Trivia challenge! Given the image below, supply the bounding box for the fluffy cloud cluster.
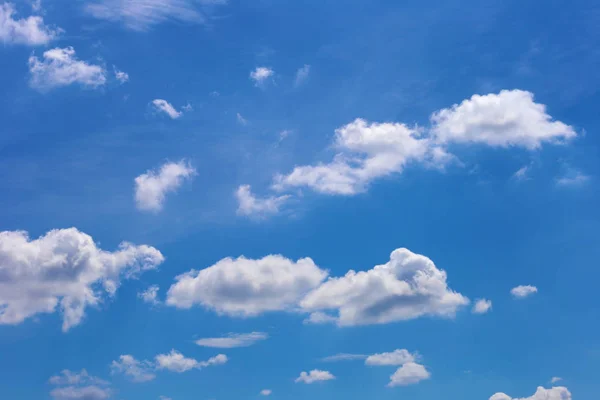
[49,369,111,400]
[166,248,468,327]
[295,370,335,384]
[28,47,107,91]
[134,160,196,212]
[511,285,538,299]
[195,332,268,348]
[138,285,160,305]
[85,0,225,31]
[235,185,290,218]
[166,254,328,315]
[111,351,227,382]
[388,362,430,387]
[472,298,493,314]
[489,386,571,400]
[250,66,274,86]
[0,2,59,45]
[272,90,576,196]
[152,99,183,119]
[0,228,164,331]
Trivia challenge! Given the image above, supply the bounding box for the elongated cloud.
[195,332,268,348]
[152,99,183,119]
[134,160,195,212]
[511,285,538,299]
[295,370,335,384]
[0,228,164,331]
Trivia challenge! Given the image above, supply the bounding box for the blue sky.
[0,0,599,399]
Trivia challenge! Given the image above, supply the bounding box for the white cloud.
[236,112,248,125]
[235,185,290,218]
[295,370,335,384]
[300,248,469,326]
[472,298,492,314]
[260,389,272,396]
[195,332,268,348]
[273,118,452,195]
[511,285,538,299]
[134,160,196,212]
[28,47,107,91]
[294,64,310,86]
[273,90,574,196]
[303,311,338,325]
[114,67,129,84]
[155,350,201,373]
[152,99,183,119]
[250,66,274,86]
[388,362,430,387]
[513,165,531,181]
[49,370,108,386]
[0,2,59,45]
[50,386,111,400]
[321,353,368,362]
[551,377,562,383]
[556,168,590,187]
[182,103,193,112]
[111,355,156,382]
[84,0,225,31]
[0,228,164,331]
[431,90,576,149]
[365,349,416,366]
[138,285,160,305]
[166,254,328,316]
[31,0,42,12]
[489,386,571,400]
[159,396,172,400]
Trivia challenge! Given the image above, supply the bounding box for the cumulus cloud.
[489,386,571,400]
[134,160,196,212]
[28,47,107,91]
[511,285,538,299]
[431,90,576,149]
[155,350,202,373]
[235,185,290,218]
[84,0,225,31]
[388,362,430,387]
[166,254,328,315]
[273,118,453,195]
[49,369,111,400]
[260,389,272,396]
[195,332,268,348]
[152,99,183,119]
[295,370,335,384]
[0,228,164,331]
[365,349,416,366]
[294,64,310,86]
[250,67,274,86]
[300,248,469,326]
[273,90,575,196]
[0,2,59,45]
[138,285,160,305]
[472,298,492,314]
[111,355,156,382]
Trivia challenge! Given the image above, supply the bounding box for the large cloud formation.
[0,228,164,331]
[489,386,571,400]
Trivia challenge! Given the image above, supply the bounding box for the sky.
[0,0,599,399]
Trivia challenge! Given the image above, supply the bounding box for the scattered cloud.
[273,90,575,196]
[235,185,290,218]
[50,385,111,400]
[300,248,469,326]
[511,285,538,299]
[551,377,562,384]
[0,2,59,45]
[365,349,416,366]
[294,64,311,86]
[512,165,531,181]
[28,47,107,91]
[0,228,164,331]
[489,386,571,400]
[166,255,328,315]
[321,353,368,362]
[182,103,193,112]
[431,90,576,149]
[295,370,335,384]
[152,99,183,119]
[84,0,226,31]
[250,66,274,87]
[134,160,196,212]
[31,0,42,12]
[556,167,590,187]
[236,112,248,125]
[138,285,160,306]
[195,332,268,348]
[279,129,292,141]
[388,362,431,387]
[111,355,156,382]
[159,396,172,400]
[114,67,129,83]
[472,298,492,314]
[49,370,108,386]
[155,350,203,373]
[260,389,272,396]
